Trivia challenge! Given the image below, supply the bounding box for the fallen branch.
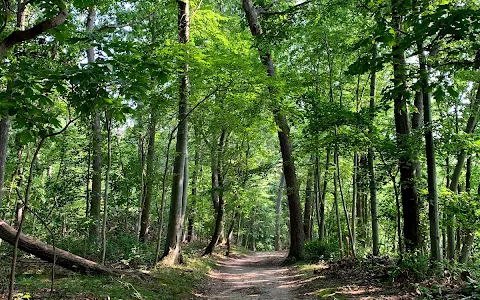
[0,218,117,275]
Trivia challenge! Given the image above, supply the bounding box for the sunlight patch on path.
[193,252,313,299]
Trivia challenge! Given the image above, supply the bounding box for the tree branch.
[0,3,68,59]
[258,0,313,16]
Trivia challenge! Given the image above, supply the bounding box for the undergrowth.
[0,241,216,300]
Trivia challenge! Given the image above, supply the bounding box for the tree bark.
[242,0,304,260]
[87,7,102,244]
[0,219,115,275]
[0,117,10,207]
[459,231,475,263]
[368,46,379,256]
[351,153,357,252]
[101,115,111,264]
[418,41,441,262]
[226,210,238,256]
[187,145,200,242]
[204,130,227,255]
[319,150,330,241]
[412,90,423,179]
[139,112,157,242]
[338,154,355,257]
[333,150,344,256]
[275,173,284,251]
[274,112,305,260]
[391,2,420,251]
[161,0,189,265]
[303,166,313,240]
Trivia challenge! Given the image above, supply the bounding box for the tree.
[242,0,305,261]
[161,0,190,264]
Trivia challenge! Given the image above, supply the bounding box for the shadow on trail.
[193,251,315,300]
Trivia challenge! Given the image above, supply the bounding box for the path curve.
[193,251,313,300]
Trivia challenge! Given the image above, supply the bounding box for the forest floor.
[0,249,475,299]
[192,251,473,299]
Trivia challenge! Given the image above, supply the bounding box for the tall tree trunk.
[139,112,157,242]
[418,41,441,262]
[181,154,189,241]
[319,150,330,241]
[314,156,321,240]
[412,90,423,179]
[275,112,305,260]
[338,154,354,257]
[101,115,112,264]
[457,156,473,263]
[187,145,200,242]
[85,138,91,218]
[161,0,189,265]
[275,173,284,251]
[137,135,146,239]
[333,150,344,255]
[368,46,379,256]
[204,130,227,255]
[391,2,420,251]
[226,210,238,256]
[303,166,313,241]
[210,145,219,211]
[87,6,102,244]
[242,0,305,260]
[0,117,10,207]
[351,153,357,252]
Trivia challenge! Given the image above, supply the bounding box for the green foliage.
[305,239,340,261]
[388,252,431,282]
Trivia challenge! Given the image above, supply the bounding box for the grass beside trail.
[0,253,215,299]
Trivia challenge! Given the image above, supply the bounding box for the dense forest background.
[1,0,480,298]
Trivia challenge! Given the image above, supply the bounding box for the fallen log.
[0,218,117,275]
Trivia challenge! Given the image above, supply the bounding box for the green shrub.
[305,239,339,260]
[389,252,430,281]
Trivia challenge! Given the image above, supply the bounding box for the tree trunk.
[0,219,115,275]
[139,112,157,242]
[391,3,420,251]
[459,230,475,263]
[0,117,10,207]
[303,166,313,241]
[412,90,423,179]
[314,156,321,239]
[242,0,304,260]
[204,130,227,255]
[87,6,102,244]
[210,145,219,211]
[338,154,355,257]
[137,135,146,239]
[333,150,344,256]
[101,115,112,265]
[187,145,200,242]
[161,0,189,265]
[351,153,357,252]
[418,41,441,262]
[319,150,330,241]
[275,173,284,251]
[225,211,237,256]
[203,194,224,256]
[274,112,305,260]
[368,47,379,256]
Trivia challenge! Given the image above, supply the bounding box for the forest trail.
[193,251,313,299]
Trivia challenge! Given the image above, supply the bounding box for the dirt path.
[193,251,313,299]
